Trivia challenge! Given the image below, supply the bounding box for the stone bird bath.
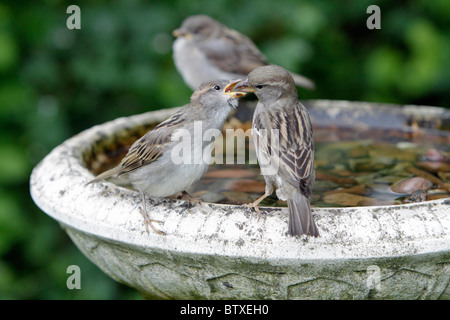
[30,100,450,299]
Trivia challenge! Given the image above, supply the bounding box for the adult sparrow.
[173,15,315,91]
[233,65,319,237]
[88,80,247,234]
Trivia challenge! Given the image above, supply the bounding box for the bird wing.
[200,27,268,75]
[118,109,186,175]
[253,102,314,191]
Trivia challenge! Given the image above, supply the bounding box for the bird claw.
[178,191,203,206]
[243,202,262,221]
[138,207,166,235]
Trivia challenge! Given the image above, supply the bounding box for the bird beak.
[232,79,255,93]
[172,28,192,38]
[224,80,247,98]
[172,28,182,37]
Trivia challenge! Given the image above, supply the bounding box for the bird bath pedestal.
[30,100,450,300]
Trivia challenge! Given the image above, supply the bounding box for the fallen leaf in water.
[417,161,450,173]
[222,191,252,204]
[225,179,266,193]
[204,169,256,179]
[406,167,443,185]
[315,171,356,185]
[323,192,383,206]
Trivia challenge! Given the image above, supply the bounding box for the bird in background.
[233,65,319,237]
[172,14,315,91]
[87,80,247,235]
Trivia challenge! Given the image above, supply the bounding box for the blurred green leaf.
[264,36,313,71]
[366,46,403,88]
[0,30,18,72]
[288,2,327,38]
[0,261,16,299]
[400,19,445,95]
[0,189,29,254]
[0,82,34,117]
[0,144,30,184]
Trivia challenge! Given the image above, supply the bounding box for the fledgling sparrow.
[173,15,315,91]
[233,65,319,237]
[88,80,247,234]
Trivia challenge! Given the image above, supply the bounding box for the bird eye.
[213,85,221,90]
[193,27,203,34]
[255,85,263,89]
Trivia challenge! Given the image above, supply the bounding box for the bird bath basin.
[30,100,450,300]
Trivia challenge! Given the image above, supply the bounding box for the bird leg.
[139,193,165,235]
[243,193,268,221]
[178,191,203,206]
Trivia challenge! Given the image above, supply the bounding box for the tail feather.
[85,166,122,186]
[290,72,316,90]
[287,192,319,237]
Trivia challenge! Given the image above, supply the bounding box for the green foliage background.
[0,0,448,299]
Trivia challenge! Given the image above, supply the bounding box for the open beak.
[224,80,248,98]
[231,79,255,93]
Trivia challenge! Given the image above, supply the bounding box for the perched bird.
[88,80,247,234]
[173,15,315,91]
[233,65,319,237]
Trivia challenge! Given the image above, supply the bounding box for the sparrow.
[88,80,247,234]
[172,15,315,91]
[232,65,319,237]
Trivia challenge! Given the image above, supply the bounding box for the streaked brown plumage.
[233,65,319,237]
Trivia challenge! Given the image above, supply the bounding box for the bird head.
[173,15,221,41]
[190,79,247,112]
[232,65,298,102]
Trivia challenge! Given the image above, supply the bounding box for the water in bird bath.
[191,124,449,208]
